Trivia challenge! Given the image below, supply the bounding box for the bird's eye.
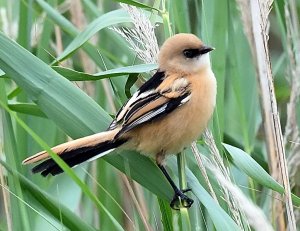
[183,49,200,58]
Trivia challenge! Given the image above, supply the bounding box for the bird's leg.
[157,163,194,210]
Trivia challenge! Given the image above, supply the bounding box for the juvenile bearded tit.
[23,33,216,209]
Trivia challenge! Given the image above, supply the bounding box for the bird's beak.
[199,45,215,54]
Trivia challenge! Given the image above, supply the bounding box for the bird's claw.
[170,189,194,210]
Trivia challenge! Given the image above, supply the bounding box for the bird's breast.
[128,70,217,160]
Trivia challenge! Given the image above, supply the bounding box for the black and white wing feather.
[108,71,165,130]
[108,71,191,138]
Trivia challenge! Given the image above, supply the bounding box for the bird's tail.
[22,130,127,176]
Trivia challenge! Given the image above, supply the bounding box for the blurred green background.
[0,0,299,230]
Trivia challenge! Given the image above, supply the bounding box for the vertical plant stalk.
[161,0,172,38]
[238,0,296,229]
[177,152,187,190]
[0,81,31,231]
[283,2,300,219]
[283,2,300,150]
[0,166,12,231]
[177,153,191,231]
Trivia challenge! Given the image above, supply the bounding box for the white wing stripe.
[180,94,191,104]
[128,93,191,128]
[116,90,156,122]
[130,104,167,127]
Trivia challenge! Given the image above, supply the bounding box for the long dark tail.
[22,130,127,176]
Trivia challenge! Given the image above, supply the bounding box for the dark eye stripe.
[183,49,200,58]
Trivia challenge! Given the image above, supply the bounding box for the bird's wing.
[110,71,192,139]
[108,70,165,130]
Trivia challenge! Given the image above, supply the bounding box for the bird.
[22,33,216,210]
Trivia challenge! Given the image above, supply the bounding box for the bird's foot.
[170,188,194,210]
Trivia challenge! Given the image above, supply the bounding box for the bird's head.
[158,33,214,74]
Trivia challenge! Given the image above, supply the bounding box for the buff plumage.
[23,33,216,209]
